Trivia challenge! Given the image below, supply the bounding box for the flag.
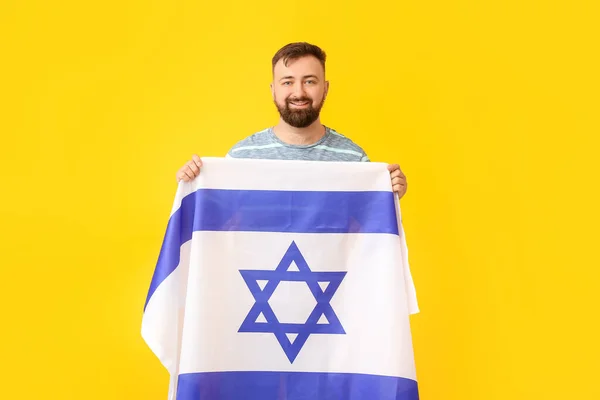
[142,157,420,400]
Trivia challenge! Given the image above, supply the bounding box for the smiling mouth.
[289,100,310,107]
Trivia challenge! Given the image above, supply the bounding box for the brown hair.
[272,42,327,73]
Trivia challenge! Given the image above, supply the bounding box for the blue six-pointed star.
[238,241,347,363]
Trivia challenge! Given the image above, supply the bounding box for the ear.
[324,80,330,99]
[270,82,275,100]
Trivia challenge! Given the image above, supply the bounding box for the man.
[176,42,407,198]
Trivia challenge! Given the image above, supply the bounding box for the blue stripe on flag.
[176,371,419,400]
[144,189,398,310]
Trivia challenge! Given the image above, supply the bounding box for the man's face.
[271,55,329,128]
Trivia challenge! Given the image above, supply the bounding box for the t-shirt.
[226,126,369,162]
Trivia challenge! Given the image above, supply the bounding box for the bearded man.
[176,42,407,198]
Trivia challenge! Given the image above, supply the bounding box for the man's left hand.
[388,164,407,199]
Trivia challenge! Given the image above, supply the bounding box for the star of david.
[238,241,346,363]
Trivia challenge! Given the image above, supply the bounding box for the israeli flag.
[142,158,420,400]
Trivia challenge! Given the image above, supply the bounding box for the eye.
[305,80,315,84]
[282,81,292,86]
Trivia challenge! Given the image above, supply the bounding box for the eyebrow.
[279,75,320,81]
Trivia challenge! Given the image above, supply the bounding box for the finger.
[187,161,200,175]
[391,177,406,185]
[390,169,401,179]
[387,163,399,172]
[393,164,406,176]
[191,154,203,168]
[393,184,407,197]
[181,166,195,181]
[177,170,190,182]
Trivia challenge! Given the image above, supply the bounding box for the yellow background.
[1,0,599,399]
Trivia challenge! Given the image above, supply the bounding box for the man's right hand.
[176,154,203,182]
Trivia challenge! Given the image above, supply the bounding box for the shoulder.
[226,128,279,158]
[323,127,370,162]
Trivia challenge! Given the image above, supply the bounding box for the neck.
[272,119,326,145]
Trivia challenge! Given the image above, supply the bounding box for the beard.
[274,95,325,128]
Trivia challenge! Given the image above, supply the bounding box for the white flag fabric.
[142,158,419,400]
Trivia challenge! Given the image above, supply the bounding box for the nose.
[291,81,307,97]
